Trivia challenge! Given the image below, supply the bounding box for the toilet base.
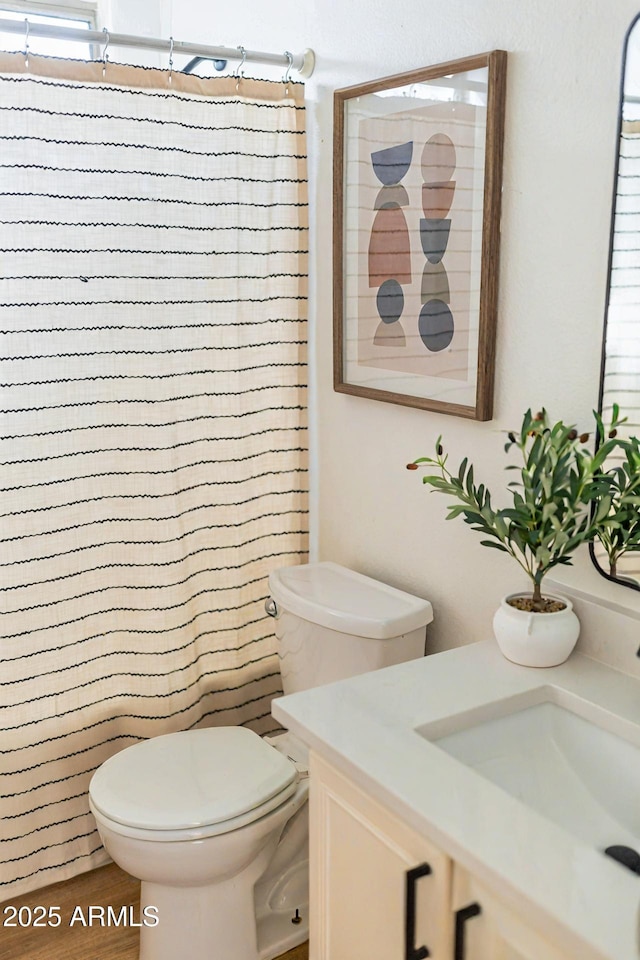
[135,850,309,960]
[139,840,271,960]
[257,906,308,960]
[256,858,309,960]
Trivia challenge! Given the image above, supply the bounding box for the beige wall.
[159,0,640,652]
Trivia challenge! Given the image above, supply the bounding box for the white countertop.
[272,641,640,960]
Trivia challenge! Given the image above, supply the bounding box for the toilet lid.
[89,727,297,831]
[268,561,433,639]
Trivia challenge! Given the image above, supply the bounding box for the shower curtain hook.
[101,27,110,79]
[23,18,29,70]
[235,45,246,91]
[283,50,293,96]
[283,51,293,84]
[168,36,174,86]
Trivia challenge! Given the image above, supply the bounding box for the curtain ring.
[24,18,29,70]
[235,45,246,91]
[168,36,174,86]
[101,27,110,79]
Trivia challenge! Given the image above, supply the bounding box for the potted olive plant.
[408,407,624,666]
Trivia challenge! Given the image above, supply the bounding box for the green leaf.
[479,540,509,552]
[493,514,509,539]
[465,463,475,497]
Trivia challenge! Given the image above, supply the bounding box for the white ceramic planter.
[492,592,580,668]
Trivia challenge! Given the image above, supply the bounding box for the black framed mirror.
[591,12,640,591]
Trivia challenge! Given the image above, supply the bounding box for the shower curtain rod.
[0,16,316,77]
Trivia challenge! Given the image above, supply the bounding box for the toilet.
[88,562,433,960]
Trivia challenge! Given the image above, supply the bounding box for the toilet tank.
[267,562,433,695]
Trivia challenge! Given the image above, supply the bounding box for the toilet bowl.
[89,562,433,960]
[89,726,308,960]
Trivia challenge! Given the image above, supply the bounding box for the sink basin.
[418,695,640,853]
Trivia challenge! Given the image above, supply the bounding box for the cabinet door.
[452,867,573,960]
[309,752,452,960]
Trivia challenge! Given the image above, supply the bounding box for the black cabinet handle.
[454,902,481,960]
[405,862,432,960]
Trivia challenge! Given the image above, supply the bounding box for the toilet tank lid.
[268,562,433,640]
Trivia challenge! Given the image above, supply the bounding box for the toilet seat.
[89,726,298,842]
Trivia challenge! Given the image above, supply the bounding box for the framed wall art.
[333,50,507,420]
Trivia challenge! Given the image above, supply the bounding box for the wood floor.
[0,863,309,960]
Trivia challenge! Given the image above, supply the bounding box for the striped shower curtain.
[0,54,308,898]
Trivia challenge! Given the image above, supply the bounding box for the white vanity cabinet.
[309,752,574,960]
[310,752,452,960]
[451,869,572,960]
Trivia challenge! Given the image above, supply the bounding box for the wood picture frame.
[333,50,507,420]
